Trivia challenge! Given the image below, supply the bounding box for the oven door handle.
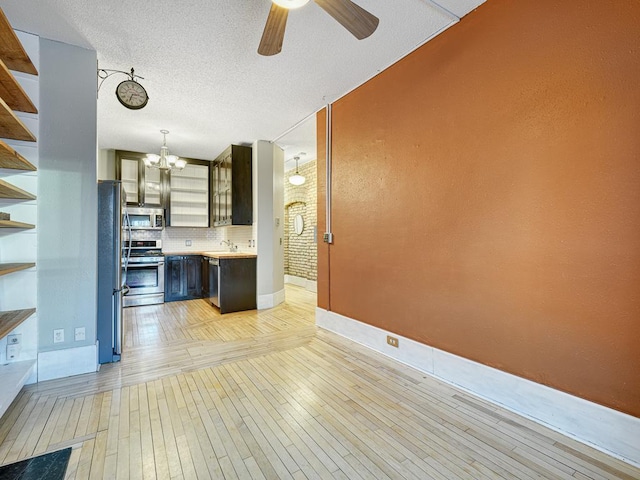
[127,262,164,267]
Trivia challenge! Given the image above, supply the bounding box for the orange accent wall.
[317,0,640,417]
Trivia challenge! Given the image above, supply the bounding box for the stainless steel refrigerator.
[97,180,130,364]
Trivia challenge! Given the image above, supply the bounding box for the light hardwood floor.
[0,285,638,479]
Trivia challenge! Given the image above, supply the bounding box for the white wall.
[254,141,284,308]
[37,39,97,376]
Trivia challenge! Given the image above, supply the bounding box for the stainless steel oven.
[123,240,165,306]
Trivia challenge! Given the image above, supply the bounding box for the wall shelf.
[0,219,34,229]
[0,96,35,142]
[0,308,35,339]
[0,10,37,75]
[0,60,36,114]
[0,140,36,170]
[0,6,37,421]
[0,179,35,200]
[0,262,35,276]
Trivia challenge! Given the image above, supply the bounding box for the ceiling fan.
[258,0,379,56]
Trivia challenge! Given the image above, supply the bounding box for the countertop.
[163,251,257,259]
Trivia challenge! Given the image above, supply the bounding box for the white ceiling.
[3,0,484,162]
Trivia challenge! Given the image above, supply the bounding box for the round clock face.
[116,80,149,110]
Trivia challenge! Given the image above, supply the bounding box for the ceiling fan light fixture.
[272,0,310,9]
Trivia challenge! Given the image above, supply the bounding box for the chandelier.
[144,130,186,171]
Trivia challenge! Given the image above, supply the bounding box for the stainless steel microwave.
[126,207,164,230]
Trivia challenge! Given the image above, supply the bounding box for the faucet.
[220,240,236,252]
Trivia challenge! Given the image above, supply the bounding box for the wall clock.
[116,79,149,110]
[97,66,149,110]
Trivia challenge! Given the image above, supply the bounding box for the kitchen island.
[163,251,257,314]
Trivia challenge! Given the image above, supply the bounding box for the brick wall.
[284,160,317,281]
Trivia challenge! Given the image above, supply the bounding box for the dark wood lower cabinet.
[185,256,201,298]
[164,255,203,302]
[218,257,256,314]
[165,254,256,313]
[201,256,209,299]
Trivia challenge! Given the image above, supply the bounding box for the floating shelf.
[0,262,35,276]
[0,9,37,75]
[0,219,34,229]
[0,59,36,113]
[0,140,35,170]
[0,179,35,200]
[0,96,35,142]
[0,308,35,339]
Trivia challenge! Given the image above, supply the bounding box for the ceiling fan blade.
[314,0,379,40]
[258,3,289,56]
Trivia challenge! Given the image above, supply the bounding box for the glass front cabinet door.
[116,151,167,208]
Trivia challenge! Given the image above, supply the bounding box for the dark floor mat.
[0,448,71,480]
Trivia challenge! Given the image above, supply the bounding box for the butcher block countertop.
[163,251,257,259]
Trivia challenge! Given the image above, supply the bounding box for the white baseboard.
[257,288,286,310]
[37,344,97,382]
[285,274,317,293]
[316,308,640,468]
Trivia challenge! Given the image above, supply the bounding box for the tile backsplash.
[130,226,256,254]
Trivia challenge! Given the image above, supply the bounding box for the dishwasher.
[208,258,220,308]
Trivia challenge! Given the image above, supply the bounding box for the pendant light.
[289,156,306,186]
[144,130,186,171]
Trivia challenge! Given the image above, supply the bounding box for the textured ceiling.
[3,0,484,162]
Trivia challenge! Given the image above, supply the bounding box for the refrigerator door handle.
[113,291,122,355]
[122,208,132,286]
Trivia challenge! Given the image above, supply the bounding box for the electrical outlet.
[387,335,399,348]
[6,344,20,360]
[53,329,64,343]
[7,333,21,345]
[75,327,86,341]
[323,232,334,244]
[185,240,192,246]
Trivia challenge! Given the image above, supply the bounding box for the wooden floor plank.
[0,285,637,480]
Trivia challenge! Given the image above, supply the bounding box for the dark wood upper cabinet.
[116,151,211,227]
[116,150,168,208]
[211,145,252,227]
